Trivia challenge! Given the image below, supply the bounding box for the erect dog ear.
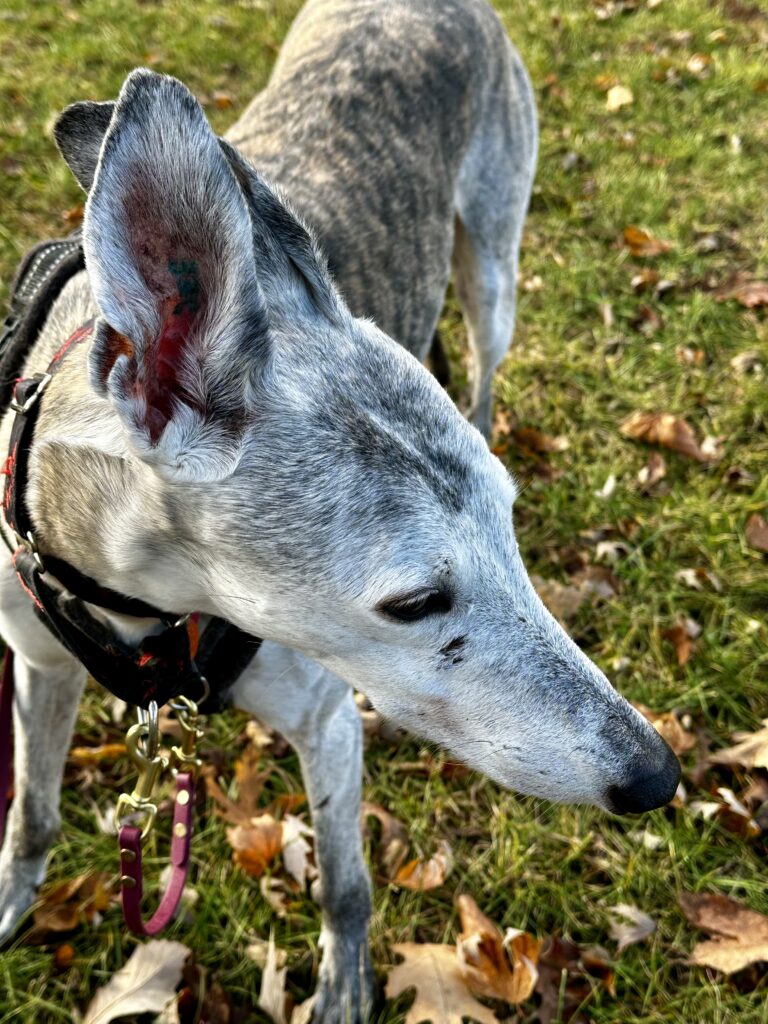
[54,101,115,192]
[83,69,267,483]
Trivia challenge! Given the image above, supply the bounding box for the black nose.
[606,740,681,814]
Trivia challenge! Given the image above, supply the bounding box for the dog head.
[54,70,679,814]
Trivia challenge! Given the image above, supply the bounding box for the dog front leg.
[231,644,373,1023]
[0,648,86,944]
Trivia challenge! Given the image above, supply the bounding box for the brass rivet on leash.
[174,822,188,839]
[120,848,137,862]
[120,874,137,888]
[176,790,190,806]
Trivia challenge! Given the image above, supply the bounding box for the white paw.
[307,934,374,1024]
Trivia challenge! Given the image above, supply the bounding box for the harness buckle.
[10,372,52,415]
[14,529,45,572]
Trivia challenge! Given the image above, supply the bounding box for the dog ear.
[54,101,115,192]
[83,69,267,483]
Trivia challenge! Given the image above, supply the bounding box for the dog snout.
[605,731,681,814]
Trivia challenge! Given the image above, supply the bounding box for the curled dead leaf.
[361,801,409,878]
[675,567,722,592]
[708,720,768,771]
[456,894,540,1004]
[620,411,717,462]
[394,839,453,891]
[227,815,283,877]
[637,452,666,491]
[661,619,700,667]
[281,814,316,889]
[260,876,296,918]
[32,872,113,938]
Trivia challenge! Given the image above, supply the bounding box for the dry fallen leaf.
[634,703,697,755]
[362,801,409,878]
[622,225,672,257]
[456,894,540,1004]
[535,937,615,1024]
[68,743,126,767]
[675,567,722,592]
[716,278,768,308]
[708,720,768,771]
[606,84,634,111]
[257,932,290,1024]
[620,411,717,462]
[679,892,768,975]
[730,350,762,375]
[385,943,497,1024]
[594,474,617,499]
[203,748,273,826]
[394,840,453,891]
[510,426,570,456]
[281,814,316,889]
[675,345,704,365]
[637,452,667,491]
[212,90,234,109]
[661,619,700,667]
[532,569,616,623]
[82,939,189,1024]
[260,876,296,918]
[53,943,76,970]
[32,872,113,937]
[227,815,284,878]
[607,903,656,952]
[745,514,768,553]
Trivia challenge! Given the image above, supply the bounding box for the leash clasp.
[169,693,205,775]
[116,703,167,840]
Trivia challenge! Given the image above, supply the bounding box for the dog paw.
[0,853,43,944]
[303,932,374,1024]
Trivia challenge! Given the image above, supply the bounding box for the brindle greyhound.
[0,0,679,1019]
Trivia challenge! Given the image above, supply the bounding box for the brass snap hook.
[169,692,205,775]
[116,713,168,840]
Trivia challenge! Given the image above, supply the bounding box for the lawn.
[0,0,767,1022]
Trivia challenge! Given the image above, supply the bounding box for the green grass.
[1,0,767,1021]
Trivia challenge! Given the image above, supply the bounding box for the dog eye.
[378,589,452,622]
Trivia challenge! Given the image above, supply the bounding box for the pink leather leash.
[119,772,195,935]
[0,645,197,936]
[0,649,13,848]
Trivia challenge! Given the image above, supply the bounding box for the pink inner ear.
[142,258,204,443]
